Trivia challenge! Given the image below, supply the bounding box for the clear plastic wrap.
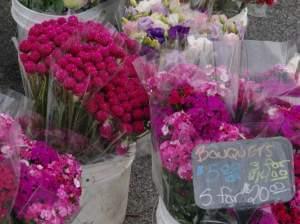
[18,16,129,117]
[12,140,82,224]
[0,91,82,224]
[135,40,299,224]
[41,24,148,164]
[0,91,34,223]
[17,16,149,164]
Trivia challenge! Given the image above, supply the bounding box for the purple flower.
[168,25,190,40]
[140,45,159,58]
[137,17,153,31]
[31,142,59,166]
[146,27,165,44]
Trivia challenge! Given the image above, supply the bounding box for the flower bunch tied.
[19,17,149,163]
[18,0,103,15]
[122,0,247,53]
[137,48,300,223]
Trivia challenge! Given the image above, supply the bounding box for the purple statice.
[168,25,190,40]
[146,27,165,44]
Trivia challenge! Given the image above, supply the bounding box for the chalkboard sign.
[192,137,295,210]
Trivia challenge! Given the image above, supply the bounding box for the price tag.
[192,137,295,209]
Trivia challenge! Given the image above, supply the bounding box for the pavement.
[0,0,298,223]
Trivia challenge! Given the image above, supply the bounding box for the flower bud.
[99,120,114,140]
[115,140,129,155]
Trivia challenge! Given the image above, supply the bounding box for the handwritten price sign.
[192,137,295,209]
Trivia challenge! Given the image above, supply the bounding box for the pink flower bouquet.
[13,140,82,224]
[0,92,82,224]
[0,114,21,223]
[135,41,299,223]
[18,17,150,163]
[0,113,82,224]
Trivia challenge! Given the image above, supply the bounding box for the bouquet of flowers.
[0,92,82,224]
[135,41,299,223]
[18,0,103,14]
[18,16,150,163]
[1,114,82,224]
[270,153,300,224]
[0,91,35,223]
[122,0,248,53]
[0,114,21,223]
[13,140,82,224]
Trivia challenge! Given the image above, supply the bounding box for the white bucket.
[136,133,152,156]
[156,197,180,224]
[11,0,121,41]
[72,145,136,224]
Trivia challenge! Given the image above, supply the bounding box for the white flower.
[37,165,44,170]
[220,71,229,82]
[136,0,161,13]
[287,54,300,77]
[187,36,212,51]
[0,145,12,157]
[162,125,169,136]
[63,0,88,9]
[152,19,169,30]
[168,13,179,26]
[229,7,248,27]
[268,107,278,117]
[74,178,81,188]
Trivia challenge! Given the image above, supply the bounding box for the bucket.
[11,0,122,41]
[136,133,152,156]
[72,144,136,224]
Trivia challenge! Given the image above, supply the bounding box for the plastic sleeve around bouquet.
[0,130,20,223]
[20,16,149,164]
[135,40,299,223]
[18,16,135,117]
[0,92,34,223]
[12,140,82,224]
